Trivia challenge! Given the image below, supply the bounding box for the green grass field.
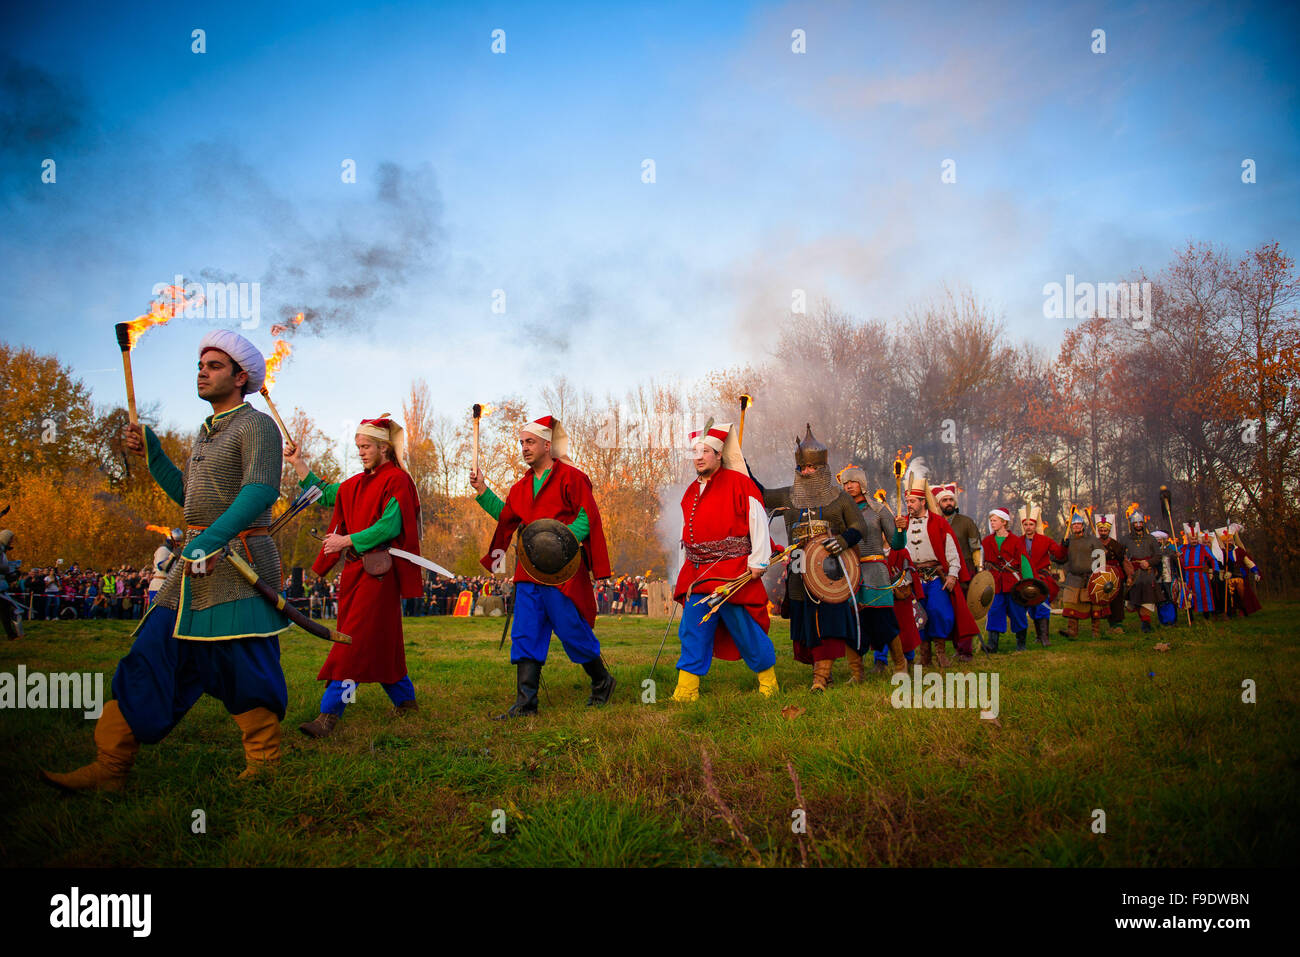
[2,604,1297,867]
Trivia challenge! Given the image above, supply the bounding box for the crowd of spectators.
[5,564,152,621]
[8,557,657,623]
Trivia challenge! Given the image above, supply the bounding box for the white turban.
[199,330,266,393]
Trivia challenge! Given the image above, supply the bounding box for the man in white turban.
[198,329,267,394]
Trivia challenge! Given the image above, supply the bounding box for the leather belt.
[186,525,269,563]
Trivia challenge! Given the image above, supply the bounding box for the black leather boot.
[495,659,542,719]
[582,658,617,707]
[986,632,1001,653]
[1036,617,1051,646]
[1015,630,1027,651]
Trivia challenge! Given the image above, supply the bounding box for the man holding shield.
[470,415,615,717]
[288,415,424,739]
[900,474,979,667]
[1019,505,1064,646]
[670,422,777,701]
[1056,512,1105,639]
[754,426,872,692]
[42,330,290,790]
[980,508,1032,652]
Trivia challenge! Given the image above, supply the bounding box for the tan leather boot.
[40,700,139,792]
[846,650,864,684]
[919,641,932,666]
[889,637,907,674]
[811,659,833,692]
[933,640,951,669]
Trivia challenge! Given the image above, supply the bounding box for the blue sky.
[2,0,1297,455]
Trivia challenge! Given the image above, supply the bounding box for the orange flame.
[479,404,495,417]
[1125,501,1140,518]
[145,524,172,536]
[121,285,201,349]
[263,340,292,390]
[873,488,887,502]
[892,445,913,476]
[270,312,305,337]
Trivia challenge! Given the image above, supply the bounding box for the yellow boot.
[39,700,139,792]
[671,670,700,702]
[757,667,779,697]
[889,637,908,674]
[846,650,865,684]
[232,707,281,781]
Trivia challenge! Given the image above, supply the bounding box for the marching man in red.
[1019,504,1064,647]
[292,415,424,738]
[980,507,1032,652]
[671,422,777,701]
[470,415,615,718]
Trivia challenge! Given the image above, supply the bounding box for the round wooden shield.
[1086,569,1119,604]
[1011,578,1051,607]
[967,569,996,621]
[912,600,928,631]
[518,518,582,586]
[802,538,860,603]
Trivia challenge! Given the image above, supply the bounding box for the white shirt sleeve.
[748,497,771,568]
[944,532,960,578]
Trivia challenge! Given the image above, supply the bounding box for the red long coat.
[673,468,770,661]
[889,548,923,653]
[312,460,422,684]
[1022,533,1066,598]
[980,533,1029,593]
[481,459,610,626]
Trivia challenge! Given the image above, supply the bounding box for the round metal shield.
[1087,569,1119,604]
[1011,577,1051,607]
[802,537,860,603]
[518,518,582,586]
[967,569,996,621]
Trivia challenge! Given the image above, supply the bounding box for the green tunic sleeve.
[475,486,505,520]
[569,507,589,542]
[144,427,185,507]
[350,497,402,552]
[299,469,341,506]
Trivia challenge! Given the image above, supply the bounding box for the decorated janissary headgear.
[988,507,1011,533]
[1096,513,1115,535]
[835,464,868,489]
[931,482,959,504]
[905,473,941,515]
[520,415,570,461]
[198,330,266,394]
[794,424,828,468]
[1018,503,1043,524]
[689,421,744,472]
[356,413,406,469]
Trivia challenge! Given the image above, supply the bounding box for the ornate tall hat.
[1018,503,1043,524]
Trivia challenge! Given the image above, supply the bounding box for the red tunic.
[311,460,422,684]
[673,469,770,661]
[480,459,611,626]
[888,548,923,653]
[1022,533,1066,598]
[980,533,1029,592]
